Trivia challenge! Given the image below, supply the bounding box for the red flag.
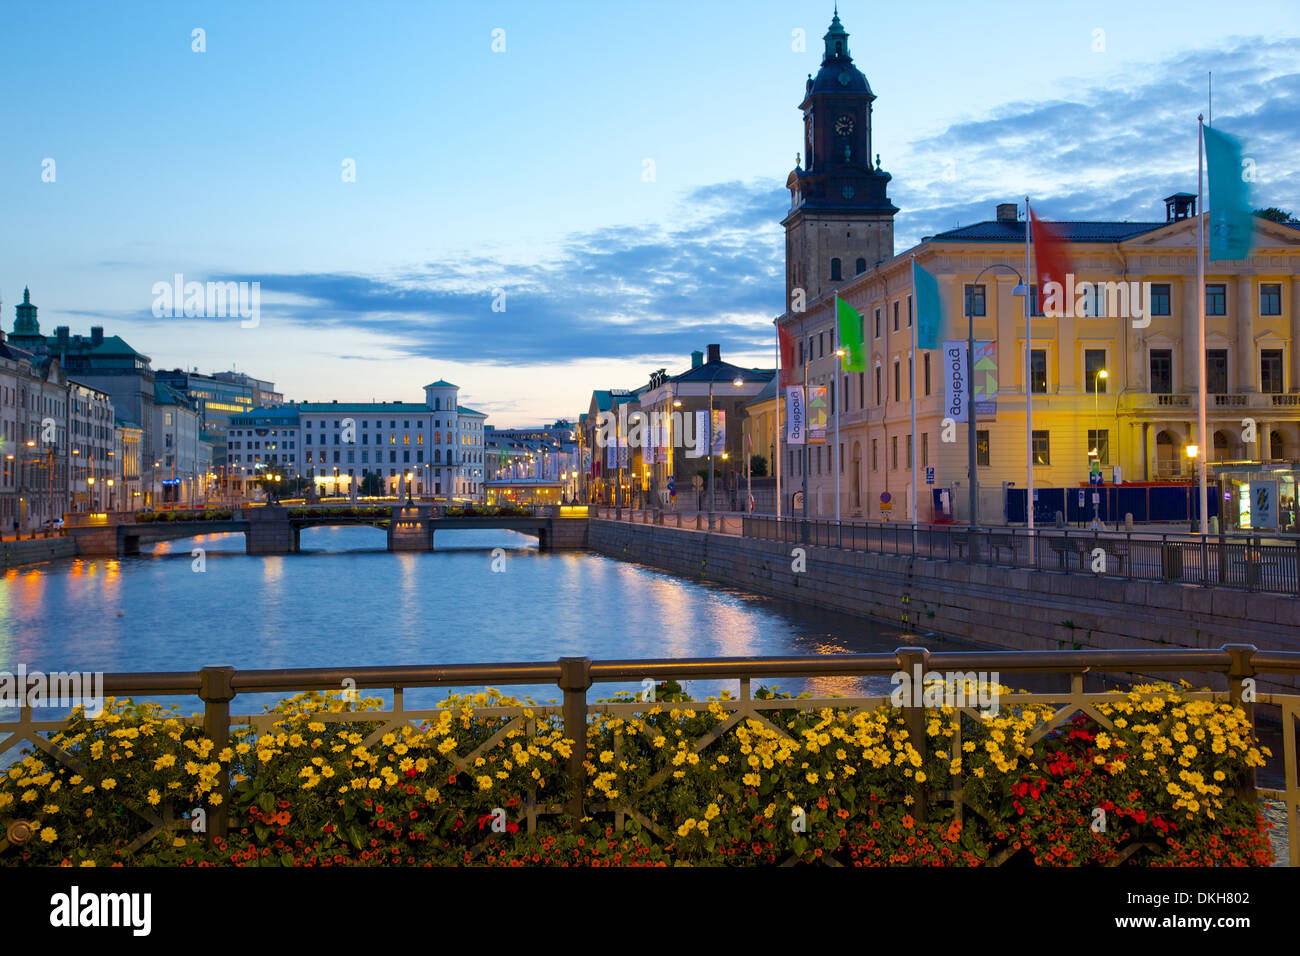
[778,324,797,387]
[1030,209,1071,313]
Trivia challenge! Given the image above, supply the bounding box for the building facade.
[772,13,1300,524]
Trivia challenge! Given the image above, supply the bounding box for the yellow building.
[776,202,1300,522]
[768,11,1300,524]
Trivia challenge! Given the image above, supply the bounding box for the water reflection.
[0,527,974,700]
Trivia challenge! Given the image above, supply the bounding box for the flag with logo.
[835,296,866,371]
[1030,208,1072,317]
[1204,126,1254,261]
[911,260,942,350]
[778,324,798,387]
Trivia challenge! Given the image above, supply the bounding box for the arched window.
[856,258,867,275]
[830,258,842,281]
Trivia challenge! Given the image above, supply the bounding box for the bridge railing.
[1,645,1296,865]
[743,515,1300,595]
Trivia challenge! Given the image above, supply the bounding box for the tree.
[750,455,768,478]
[1254,207,1296,223]
[359,471,385,497]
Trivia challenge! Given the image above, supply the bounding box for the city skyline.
[4,0,1300,425]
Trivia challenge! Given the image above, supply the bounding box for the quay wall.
[587,518,1300,693]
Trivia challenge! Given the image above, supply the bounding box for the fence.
[745,515,1300,595]
[1,646,1297,865]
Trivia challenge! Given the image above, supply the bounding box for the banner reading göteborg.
[786,386,805,445]
[943,340,998,422]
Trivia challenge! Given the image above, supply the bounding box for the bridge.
[63,504,591,556]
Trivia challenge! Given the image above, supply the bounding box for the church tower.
[782,9,897,309]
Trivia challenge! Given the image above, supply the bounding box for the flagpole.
[775,319,783,520]
[834,307,841,528]
[909,260,919,549]
[1197,115,1209,535]
[1025,197,1035,531]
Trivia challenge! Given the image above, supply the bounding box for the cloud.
[119,35,1298,370]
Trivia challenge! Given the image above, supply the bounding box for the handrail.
[5,645,1296,864]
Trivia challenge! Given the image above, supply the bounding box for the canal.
[0,526,974,707]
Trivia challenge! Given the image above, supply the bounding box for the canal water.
[0,526,973,710]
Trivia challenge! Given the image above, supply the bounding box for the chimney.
[56,326,70,345]
[706,343,721,364]
[691,350,704,369]
[996,203,1019,224]
[90,326,104,346]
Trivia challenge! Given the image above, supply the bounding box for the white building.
[226,379,488,501]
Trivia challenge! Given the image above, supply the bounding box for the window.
[798,341,804,365]
[874,309,881,338]
[1261,283,1282,316]
[1206,349,1228,394]
[1028,285,1044,317]
[976,430,989,467]
[1032,430,1050,466]
[1151,283,1171,316]
[1088,429,1110,465]
[1030,349,1047,394]
[922,432,929,467]
[905,434,912,470]
[1084,350,1108,393]
[871,439,878,471]
[1261,349,1284,394]
[923,353,931,396]
[893,361,900,402]
[907,295,913,327]
[855,257,867,275]
[891,436,898,470]
[1149,349,1173,394]
[874,366,881,406]
[892,301,899,331]
[831,258,842,281]
[839,443,844,474]
[964,284,986,316]
[1206,284,1226,316]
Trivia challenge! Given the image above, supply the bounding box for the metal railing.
[743,515,1300,595]
[1,646,1296,865]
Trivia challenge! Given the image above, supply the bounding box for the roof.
[670,361,775,385]
[746,376,778,407]
[927,220,1166,243]
[233,405,299,423]
[153,381,192,406]
[424,380,458,389]
[298,402,431,414]
[457,405,488,418]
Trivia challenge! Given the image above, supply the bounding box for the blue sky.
[3,0,1299,424]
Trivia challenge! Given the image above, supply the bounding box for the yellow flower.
[39,827,57,844]
[147,789,161,806]
[101,778,117,791]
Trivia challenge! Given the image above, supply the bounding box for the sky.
[3,0,1299,425]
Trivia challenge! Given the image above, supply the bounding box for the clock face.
[837,70,851,87]
[835,114,854,136]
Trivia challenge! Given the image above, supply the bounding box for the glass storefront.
[1213,464,1299,533]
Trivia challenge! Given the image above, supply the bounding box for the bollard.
[1054,510,1065,529]
[676,512,683,528]
[1124,512,1133,532]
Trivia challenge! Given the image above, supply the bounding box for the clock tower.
[782,8,898,309]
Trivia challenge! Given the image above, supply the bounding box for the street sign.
[880,492,891,504]
[924,466,935,486]
[1092,492,1100,505]
[1077,489,1085,507]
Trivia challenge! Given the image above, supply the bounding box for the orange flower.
[901,814,915,830]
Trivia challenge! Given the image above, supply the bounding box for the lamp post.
[707,369,745,531]
[1092,367,1108,527]
[1186,444,1199,531]
[964,265,1028,530]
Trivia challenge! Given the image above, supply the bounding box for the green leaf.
[257,792,276,815]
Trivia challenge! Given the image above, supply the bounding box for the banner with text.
[808,385,828,444]
[786,387,805,445]
[943,340,997,422]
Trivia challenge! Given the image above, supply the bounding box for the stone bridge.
[64,505,590,556]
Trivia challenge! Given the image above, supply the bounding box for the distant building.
[226,379,489,500]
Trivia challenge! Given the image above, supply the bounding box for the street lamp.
[707,371,745,531]
[1091,368,1108,527]
[964,265,1028,530]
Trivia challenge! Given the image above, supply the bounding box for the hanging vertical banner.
[695,410,709,457]
[605,437,617,469]
[973,340,998,418]
[943,340,997,421]
[807,385,828,444]
[655,417,668,463]
[710,410,726,456]
[786,386,806,445]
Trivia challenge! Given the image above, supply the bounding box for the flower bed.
[136,510,234,522]
[285,507,391,519]
[0,683,1273,867]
